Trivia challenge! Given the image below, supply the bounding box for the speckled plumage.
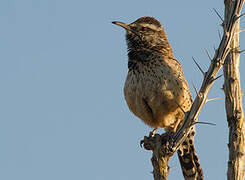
[113,17,203,179]
[124,53,192,131]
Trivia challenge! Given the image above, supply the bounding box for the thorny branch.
[141,0,245,179]
[169,0,245,154]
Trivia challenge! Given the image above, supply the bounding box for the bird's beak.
[112,21,130,31]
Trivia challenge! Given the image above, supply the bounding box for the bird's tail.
[177,131,203,180]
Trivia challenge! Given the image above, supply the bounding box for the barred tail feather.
[177,134,203,180]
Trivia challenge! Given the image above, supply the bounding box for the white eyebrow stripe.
[141,23,161,31]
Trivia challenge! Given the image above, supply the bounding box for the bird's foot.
[149,128,157,137]
[140,134,161,150]
[140,130,174,153]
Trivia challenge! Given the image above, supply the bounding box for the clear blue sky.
[0,0,244,180]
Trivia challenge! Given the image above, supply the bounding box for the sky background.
[0,0,244,180]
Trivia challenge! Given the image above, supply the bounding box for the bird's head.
[112,16,172,54]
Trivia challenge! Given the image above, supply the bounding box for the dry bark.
[141,133,172,180]
[223,1,245,179]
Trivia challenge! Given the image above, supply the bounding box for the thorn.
[169,164,176,169]
[213,8,224,22]
[192,57,205,76]
[236,12,245,21]
[221,85,225,91]
[213,45,216,52]
[238,49,245,53]
[174,100,186,114]
[240,29,245,32]
[205,48,212,61]
[235,29,245,35]
[218,29,222,40]
[193,121,216,126]
[192,83,200,98]
[230,47,245,54]
[212,74,223,82]
[206,97,224,103]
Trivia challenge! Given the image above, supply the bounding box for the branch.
[223,1,245,179]
[141,134,172,180]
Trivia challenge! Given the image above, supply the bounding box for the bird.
[112,16,203,180]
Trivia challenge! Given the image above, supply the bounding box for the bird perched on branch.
[113,16,203,180]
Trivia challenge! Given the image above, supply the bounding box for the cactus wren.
[113,17,203,179]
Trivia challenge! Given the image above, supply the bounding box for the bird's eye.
[140,26,146,31]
